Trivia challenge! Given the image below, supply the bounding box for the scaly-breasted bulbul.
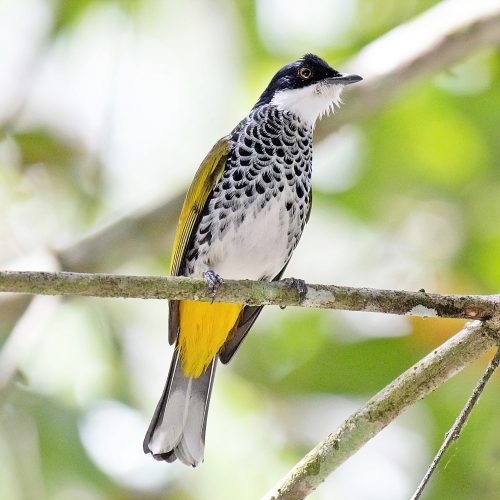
[143,54,362,466]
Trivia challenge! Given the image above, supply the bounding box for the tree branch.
[264,319,500,500]
[410,347,500,500]
[0,270,499,320]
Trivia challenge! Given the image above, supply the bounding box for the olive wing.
[168,136,230,344]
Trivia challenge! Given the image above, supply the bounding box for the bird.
[143,54,362,466]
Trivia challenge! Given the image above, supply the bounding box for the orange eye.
[298,67,312,80]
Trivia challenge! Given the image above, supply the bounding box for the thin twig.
[410,347,500,500]
[263,320,500,500]
[0,270,498,320]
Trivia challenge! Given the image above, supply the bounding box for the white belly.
[193,196,292,281]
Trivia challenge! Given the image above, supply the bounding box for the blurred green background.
[0,0,499,499]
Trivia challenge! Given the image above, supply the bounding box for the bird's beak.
[326,73,363,85]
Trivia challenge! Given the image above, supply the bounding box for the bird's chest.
[206,193,293,280]
[186,108,312,280]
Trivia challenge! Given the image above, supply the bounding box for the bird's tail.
[143,349,217,466]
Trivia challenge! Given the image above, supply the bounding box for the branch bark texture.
[410,347,500,500]
[264,320,500,500]
[0,270,499,321]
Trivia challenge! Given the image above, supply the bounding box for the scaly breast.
[204,194,293,280]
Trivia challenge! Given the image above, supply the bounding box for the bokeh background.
[0,0,499,499]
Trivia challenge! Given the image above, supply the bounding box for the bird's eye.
[298,67,312,80]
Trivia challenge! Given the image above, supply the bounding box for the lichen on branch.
[0,270,498,320]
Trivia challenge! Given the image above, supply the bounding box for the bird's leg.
[281,277,308,306]
[203,269,224,301]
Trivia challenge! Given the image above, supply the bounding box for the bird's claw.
[281,277,308,305]
[203,270,224,301]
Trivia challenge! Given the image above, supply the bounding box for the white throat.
[270,83,344,126]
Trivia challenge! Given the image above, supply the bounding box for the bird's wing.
[168,136,230,344]
[170,136,230,276]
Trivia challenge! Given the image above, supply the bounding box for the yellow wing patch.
[170,137,230,275]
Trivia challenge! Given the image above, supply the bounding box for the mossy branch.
[411,347,500,500]
[264,320,500,500]
[0,270,499,321]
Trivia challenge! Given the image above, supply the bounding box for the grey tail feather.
[143,349,217,466]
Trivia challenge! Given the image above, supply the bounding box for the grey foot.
[281,277,308,303]
[203,269,224,300]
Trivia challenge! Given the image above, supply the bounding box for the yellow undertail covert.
[178,300,243,377]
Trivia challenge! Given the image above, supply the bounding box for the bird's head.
[255,54,362,126]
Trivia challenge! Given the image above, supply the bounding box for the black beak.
[327,73,363,85]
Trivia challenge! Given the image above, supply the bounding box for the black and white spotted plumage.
[184,105,313,282]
